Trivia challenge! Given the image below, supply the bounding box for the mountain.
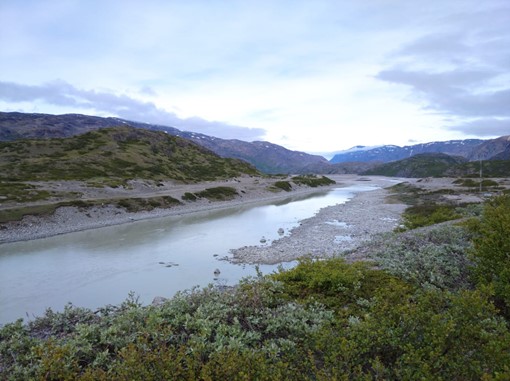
[330,140,485,163]
[0,112,327,174]
[169,133,329,174]
[363,153,467,177]
[490,145,510,160]
[0,126,259,183]
[467,135,510,160]
[364,152,510,178]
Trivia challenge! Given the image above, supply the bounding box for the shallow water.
[0,185,376,324]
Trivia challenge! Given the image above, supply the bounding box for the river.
[0,185,374,324]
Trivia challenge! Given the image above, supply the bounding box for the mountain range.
[0,111,508,174]
[330,140,488,163]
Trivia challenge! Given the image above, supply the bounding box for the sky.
[0,0,509,157]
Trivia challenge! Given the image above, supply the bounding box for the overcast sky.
[1,1,508,156]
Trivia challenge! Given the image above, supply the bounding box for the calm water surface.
[0,185,376,324]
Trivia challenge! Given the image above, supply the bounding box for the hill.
[364,152,510,178]
[363,153,467,177]
[0,126,259,183]
[0,112,328,174]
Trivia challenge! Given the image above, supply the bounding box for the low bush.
[365,225,474,291]
[181,192,197,201]
[399,203,461,230]
[195,186,238,201]
[469,194,510,318]
[273,181,292,192]
[291,175,336,187]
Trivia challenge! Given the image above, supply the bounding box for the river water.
[0,185,374,324]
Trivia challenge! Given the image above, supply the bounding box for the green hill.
[364,152,510,178]
[0,126,259,183]
[363,153,466,177]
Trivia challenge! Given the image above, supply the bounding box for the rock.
[152,296,168,306]
[277,228,284,235]
[260,237,267,243]
[214,268,221,275]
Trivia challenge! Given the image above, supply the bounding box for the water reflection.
[0,185,376,324]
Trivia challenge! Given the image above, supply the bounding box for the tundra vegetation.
[1,180,510,379]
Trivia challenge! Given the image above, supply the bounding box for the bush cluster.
[194,186,239,201]
[291,175,336,187]
[469,194,510,318]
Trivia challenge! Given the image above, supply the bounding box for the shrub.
[400,204,461,230]
[469,194,510,318]
[317,288,510,380]
[195,186,238,201]
[273,181,292,192]
[181,192,197,201]
[291,175,336,187]
[365,225,474,291]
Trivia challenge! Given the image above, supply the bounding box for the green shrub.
[400,204,461,230]
[273,258,410,317]
[366,225,474,291]
[181,192,197,201]
[273,181,292,192]
[317,288,510,380]
[469,194,510,318]
[195,186,238,201]
[291,175,336,187]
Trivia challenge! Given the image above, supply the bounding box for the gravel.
[229,187,407,264]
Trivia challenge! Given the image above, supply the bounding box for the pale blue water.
[0,185,376,324]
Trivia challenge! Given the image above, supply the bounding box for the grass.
[386,181,485,230]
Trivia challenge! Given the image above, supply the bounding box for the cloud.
[0,80,266,141]
[376,69,510,118]
[375,2,510,138]
[449,118,510,136]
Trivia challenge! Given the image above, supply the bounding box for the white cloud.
[0,80,266,140]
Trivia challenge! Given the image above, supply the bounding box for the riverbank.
[230,185,407,264]
[0,175,396,244]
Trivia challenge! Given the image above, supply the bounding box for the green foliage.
[469,194,510,318]
[273,180,292,192]
[115,196,180,212]
[400,203,461,230]
[317,288,510,380]
[0,182,52,203]
[366,225,474,291]
[291,175,335,187]
[181,192,198,201]
[0,278,333,380]
[195,186,238,201]
[273,258,411,317]
[454,178,500,188]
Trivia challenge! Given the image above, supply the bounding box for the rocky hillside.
[468,135,510,160]
[0,126,259,183]
[0,112,327,174]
